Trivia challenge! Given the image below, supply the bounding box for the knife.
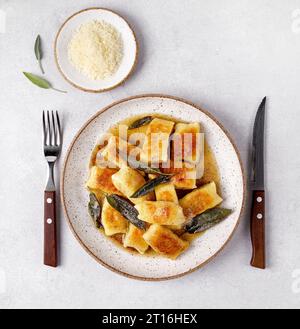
[250,97,266,269]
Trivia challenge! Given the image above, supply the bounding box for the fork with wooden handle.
[42,111,62,267]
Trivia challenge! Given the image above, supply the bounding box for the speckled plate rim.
[61,94,246,281]
[54,7,139,93]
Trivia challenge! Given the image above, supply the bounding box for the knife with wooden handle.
[250,97,266,269]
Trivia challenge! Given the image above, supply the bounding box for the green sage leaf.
[185,208,232,233]
[34,35,44,74]
[23,72,67,93]
[128,116,153,129]
[88,193,102,228]
[131,175,173,198]
[23,72,50,89]
[119,151,172,176]
[106,194,146,230]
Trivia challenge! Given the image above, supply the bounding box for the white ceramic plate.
[54,8,138,92]
[61,95,245,280]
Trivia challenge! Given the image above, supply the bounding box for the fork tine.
[43,111,47,145]
[47,111,52,145]
[52,111,57,145]
[56,111,61,146]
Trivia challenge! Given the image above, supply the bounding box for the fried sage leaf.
[88,193,102,228]
[34,35,44,74]
[131,175,173,198]
[128,116,153,129]
[119,151,171,176]
[106,194,146,230]
[185,208,232,233]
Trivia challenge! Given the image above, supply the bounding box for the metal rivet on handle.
[257,197,262,203]
[46,198,52,204]
[47,218,52,224]
[257,213,263,219]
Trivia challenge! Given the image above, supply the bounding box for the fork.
[43,111,62,267]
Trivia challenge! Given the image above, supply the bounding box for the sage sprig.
[34,35,44,74]
[23,72,67,93]
[88,193,102,229]
[119,151,172,176]
[131,175,173,198]
[185,208,232,233]
[106,194,146,230]
[128,116,153,129]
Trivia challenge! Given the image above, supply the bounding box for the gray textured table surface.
[0,0,300,309]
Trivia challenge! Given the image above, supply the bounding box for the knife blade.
[250,97,266,269]
[251,96,266,189]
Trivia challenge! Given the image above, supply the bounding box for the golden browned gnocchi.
[86,114,231,260]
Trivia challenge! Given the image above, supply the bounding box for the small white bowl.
[54,8,138,93]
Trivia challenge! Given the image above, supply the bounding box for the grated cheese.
[68,20,123,80]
